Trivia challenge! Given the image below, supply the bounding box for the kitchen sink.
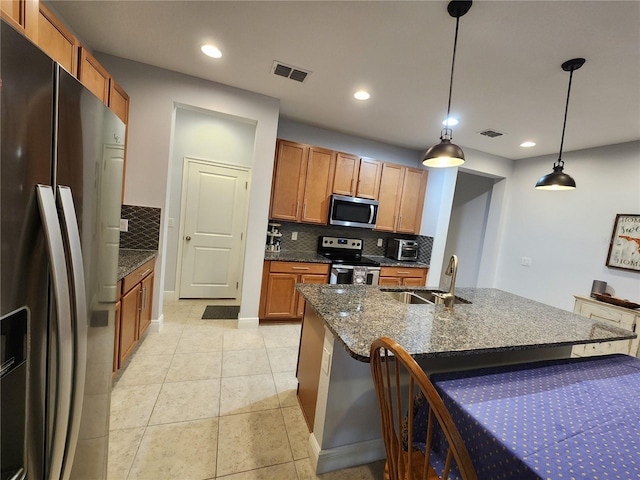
[383,290,471,305]
[385,291,431,304]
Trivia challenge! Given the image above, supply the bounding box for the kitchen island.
[294,285,637,474]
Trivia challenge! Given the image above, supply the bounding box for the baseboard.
[237,316,259,328]
[150,314,163,333]
[308,433,386,474]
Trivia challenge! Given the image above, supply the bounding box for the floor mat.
[202,305,240,319]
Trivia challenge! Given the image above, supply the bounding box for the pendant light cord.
[446,16,461,121]
[557,68,575,164]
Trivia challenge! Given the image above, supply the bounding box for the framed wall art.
[606,214,640,272]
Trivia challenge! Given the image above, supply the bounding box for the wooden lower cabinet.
[379,266,428,287]
[138,272,154,337]
[115,258,155,372]
[260,261,330,321]
[119,285,139,366]
[113,282,121,374]
[296,306,325,431]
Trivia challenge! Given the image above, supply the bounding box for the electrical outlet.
[119,219,129,232]
[521,256,532,267]
[321,347,331,374]
[377,238,383,247]
[292,232,298,241]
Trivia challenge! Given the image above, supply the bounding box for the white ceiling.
[50,0,640,160]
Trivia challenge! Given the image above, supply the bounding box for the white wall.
[165,106,257,292]
[422,147,513,287]
[95,54,280,324]
[496,141,640,311]
[443,172,496,288]
[277,118,422,166]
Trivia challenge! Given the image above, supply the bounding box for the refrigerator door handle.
[57,186,88,480]
[35,185,74,480]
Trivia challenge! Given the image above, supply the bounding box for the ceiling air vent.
[478,129,505,138]
[272,61,311,83]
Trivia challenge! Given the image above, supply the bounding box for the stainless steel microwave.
[328,194,378,229]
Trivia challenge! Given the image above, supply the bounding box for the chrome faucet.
[440,255,458,308]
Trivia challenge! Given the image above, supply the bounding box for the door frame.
[175,156,252,299]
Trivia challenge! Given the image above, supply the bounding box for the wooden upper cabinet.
[376,163,428,234]
[78,46,109,104]
[109,79,129,124]
[270,140,308,222]
[333,155,382,200]
[302,147,335,224]
[397,167,428,234]
[37,2,77,75]
[332,152,359,196]
[376,163,404,232]
[1,0,38,40]
[356,158,382,199]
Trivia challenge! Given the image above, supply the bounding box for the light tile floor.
[108,299,385,480]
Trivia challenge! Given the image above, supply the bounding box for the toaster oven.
[385,239,419,261]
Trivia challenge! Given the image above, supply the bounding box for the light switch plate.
[119,219,129,232]
[377,238,383,247]
[292,232,298,241]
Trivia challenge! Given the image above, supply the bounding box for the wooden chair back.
[370,337,477,480]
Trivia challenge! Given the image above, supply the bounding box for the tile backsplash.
[272,221,433,264]
[120,205,161,250]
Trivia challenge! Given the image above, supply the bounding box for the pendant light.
[423,1,472,168]
[535,58,585,190]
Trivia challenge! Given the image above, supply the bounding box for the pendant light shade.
[423,129,465,167]
[423,1,472,168]
[535,58,585,190]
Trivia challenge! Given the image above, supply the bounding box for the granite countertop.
[264,251,427,268]
[368,255,430,268]
[296,285,637,362]
[118,249,157,280]
[264,251,331,263]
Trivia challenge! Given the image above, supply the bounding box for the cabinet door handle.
[303,203,307,218]
[138,288,144,312]
[397,271,410,275]
[350,179,354,194]
[142,286,148,311]
[292,266,310,270]
[296,202,300,218]
[139,268,152,278]
[399,216,403,227]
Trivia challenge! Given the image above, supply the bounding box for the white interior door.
[179,159,250,298]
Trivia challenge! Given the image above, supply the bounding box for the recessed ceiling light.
[520,141,536,148]
[442,117,459,127]
[201,44,222,58]
[354,91,370,101]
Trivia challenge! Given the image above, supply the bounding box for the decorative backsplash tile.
[272,221,433,264]
[120,205,161,250]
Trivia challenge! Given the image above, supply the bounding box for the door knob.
[185,236,191,241]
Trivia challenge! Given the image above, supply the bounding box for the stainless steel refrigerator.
[1,19,125,480]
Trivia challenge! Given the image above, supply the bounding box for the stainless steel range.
[317,236,381,285]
